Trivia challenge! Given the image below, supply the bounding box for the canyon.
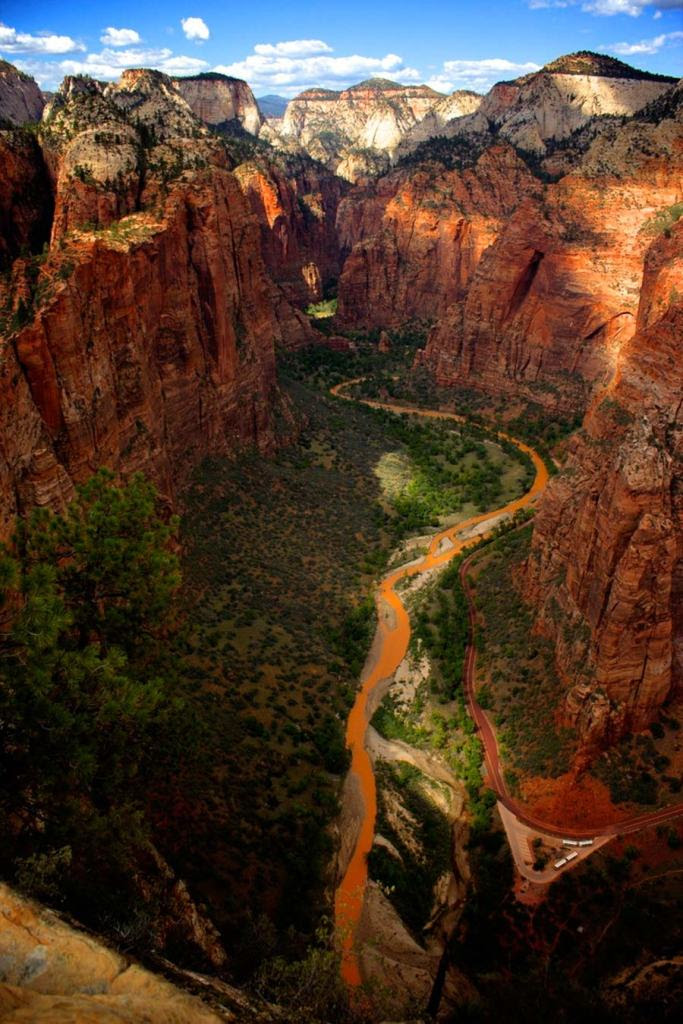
[0,44,681,1022]
[0,67,320,538]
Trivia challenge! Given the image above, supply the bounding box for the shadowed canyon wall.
[0,70,316,539]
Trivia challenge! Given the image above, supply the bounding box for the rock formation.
[524,217,683,750]
[414,79,683,413]
[0,66,313,539]
[336,144,543,328]
[277,79,446,179]
[431,51,676,156]
[0,59,44,125]
[0,882,240,1022]
[396,90,482,156]
[173,72,264,136]
[234,152,348,305]
[0,130,53,268]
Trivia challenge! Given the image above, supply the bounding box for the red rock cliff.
[523,218,683,749]
[418,91,683,412]
[235,154,348,307]
[0,70,313,538]
[336,145,540,329]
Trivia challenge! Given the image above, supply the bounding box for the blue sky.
[2,2,681,95]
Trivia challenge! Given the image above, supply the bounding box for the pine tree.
[0,469,186,900]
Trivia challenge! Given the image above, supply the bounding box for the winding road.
[330,381,683,988]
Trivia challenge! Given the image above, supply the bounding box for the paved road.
[331,381,683,987]
[459,545,683,839]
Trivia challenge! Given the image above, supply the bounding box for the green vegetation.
[642,200,683,237]
[279,325,428,383]
[594,729,677,807]
[0,471,190,926]
[396,132,493,173]
[176,344,531,967]
[252,920,366,1024]
[412,557,470,701]
[346,366,582,476]
[472,526,576,782]
[306,297,338,318]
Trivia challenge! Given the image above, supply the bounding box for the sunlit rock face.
[235,155,348,306]
[336,144,541,328]
[0,882,225,1022]
[173,72,264,136]
[395,90,483,156]
[424,52,677,156]
[334,69,683,750]
[416,79,683,414]
[277,79,447,180]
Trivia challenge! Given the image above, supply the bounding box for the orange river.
[330,382,549,987]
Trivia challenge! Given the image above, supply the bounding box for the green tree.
[0,470,185,896]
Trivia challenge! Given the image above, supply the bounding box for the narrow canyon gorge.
[0,43,681,1023]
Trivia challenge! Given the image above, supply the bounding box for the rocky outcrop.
[234,153,348,305]
[440,52,676,156]
[278,79,445,180]
[0,882,231,1022]
[336,144,542,328]
[173,73,263,136]
[0,60,44,125]
[0,69,312,538]
[396,90,482,156]
[418,84,683,412]
[524,218,683,749]
[0,131,53,269]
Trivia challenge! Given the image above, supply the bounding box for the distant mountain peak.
[538,50,678,83]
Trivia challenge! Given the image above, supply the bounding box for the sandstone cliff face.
[396,90,482,156]
[418,86,683,412]
[479,72,672,155]
[278,79,445,180]
[524,220,683,749]
[439,52,676,156]
[0,60,44,125]
[174,72,263,136]
[336,145,542,328]
[234,154,348,305]
[0,70,310,538]
[0,882,228,1022]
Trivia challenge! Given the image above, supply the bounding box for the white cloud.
[23,46,209,86]
[530,0,683,13]
[607,28,683,51]
[0,22,84,54]
[254,39,333,56]
[583,0,647,12]
[428,58,541,94]
[213,44,422,95]
[100,27,141,47]
[181,17,210,42]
